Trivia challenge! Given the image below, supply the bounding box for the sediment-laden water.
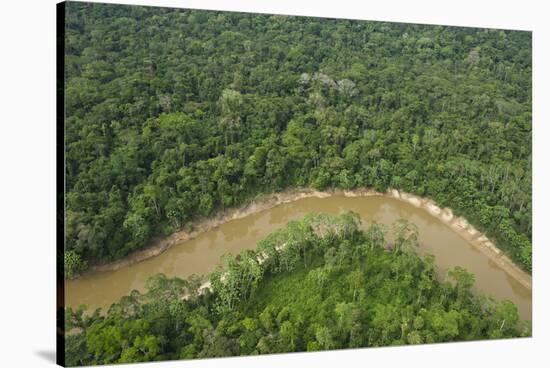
[66,195,531,320]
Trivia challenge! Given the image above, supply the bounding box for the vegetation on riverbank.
[65,213,529,365]
[63,3,532,277]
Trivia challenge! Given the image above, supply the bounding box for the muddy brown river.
[65,195,532,320]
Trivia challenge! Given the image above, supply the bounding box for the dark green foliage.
[64,3,531,271]
[65,213,529,365]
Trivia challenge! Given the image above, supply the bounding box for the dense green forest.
[63,2,532,277]
[65,212,528,365]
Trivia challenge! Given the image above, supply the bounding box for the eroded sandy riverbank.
[71,187,531,291]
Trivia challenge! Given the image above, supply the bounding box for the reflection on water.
[66,196,531,320]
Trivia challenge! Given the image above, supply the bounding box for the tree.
[489,300,519,339]
[334,302,362,346]
[315,326,335,350]
[429,309,460,341]
[392,219,419,253]
[446,266,475,304]
[219,89,243,145]
[365,222,386,250]
[64,249,87,277]
[307,267,330,291]
[279,321,298,351]
[346,270,363,301]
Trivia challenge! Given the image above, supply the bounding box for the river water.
[65,195,531,320]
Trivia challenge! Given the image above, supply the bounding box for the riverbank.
[71,187,532,291]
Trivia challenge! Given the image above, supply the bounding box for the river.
[65,195,532,320]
